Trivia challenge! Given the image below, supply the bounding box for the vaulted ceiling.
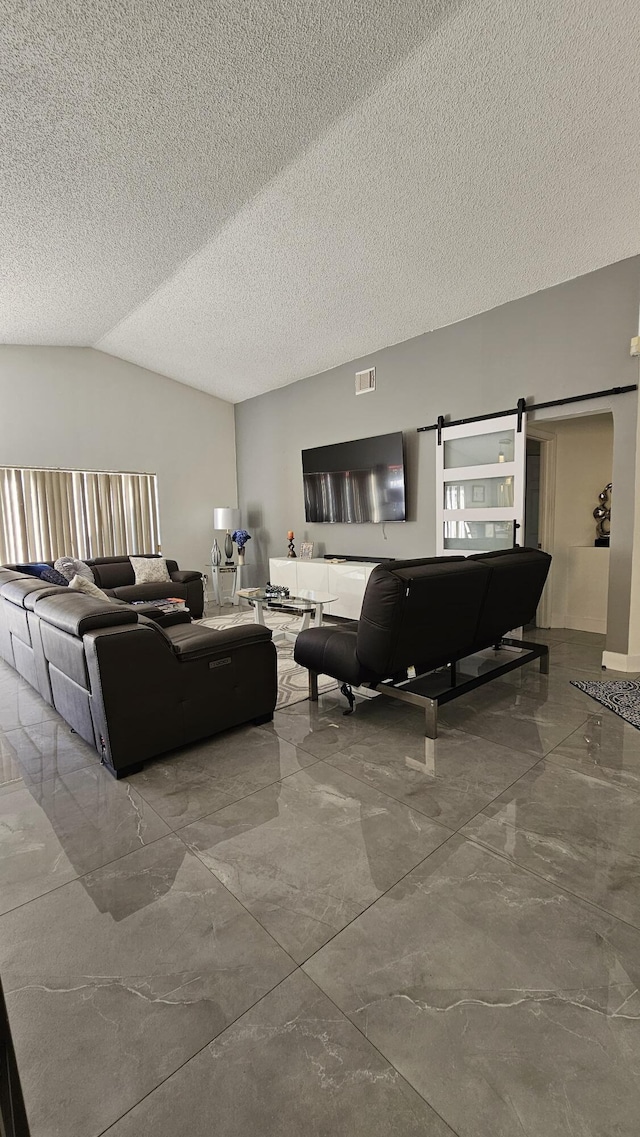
[2,0,639,402]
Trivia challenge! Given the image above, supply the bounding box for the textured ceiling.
[2,0,639,402]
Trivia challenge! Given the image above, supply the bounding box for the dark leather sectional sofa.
[3,554,205,619]
[295,547,552,737]
[0,568,277,777]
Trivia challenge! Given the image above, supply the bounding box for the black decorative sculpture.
[264,582,290,599]
[593,483,612,547]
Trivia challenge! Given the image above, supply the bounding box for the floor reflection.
[404,738,437,777]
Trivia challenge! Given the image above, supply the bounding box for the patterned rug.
[570,678,640,729]
[200,609,338,710]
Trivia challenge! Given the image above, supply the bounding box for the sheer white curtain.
[0,467,161,564]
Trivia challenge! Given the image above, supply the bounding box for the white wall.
[0,346,236,572]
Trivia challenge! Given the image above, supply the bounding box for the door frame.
[526,426,556,628]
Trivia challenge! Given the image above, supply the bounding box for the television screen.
[302,432,406,523]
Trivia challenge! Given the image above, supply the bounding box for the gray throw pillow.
[54,556,94,583]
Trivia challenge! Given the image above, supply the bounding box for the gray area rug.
[570,678,640,729]
[201,610,337,709]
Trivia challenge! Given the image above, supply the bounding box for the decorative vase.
[224,531,234,564]
[211,539,221,567]
[237,550,245,566]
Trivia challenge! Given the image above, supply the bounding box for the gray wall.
[235,256,640,652]
[0,346,237,573]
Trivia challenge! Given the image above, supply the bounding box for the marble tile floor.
[1,627,640,1136]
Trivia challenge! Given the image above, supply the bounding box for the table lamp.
[213,508,241,564]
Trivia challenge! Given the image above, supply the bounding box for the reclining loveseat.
[294,547,552,738]
[0,569,276,777]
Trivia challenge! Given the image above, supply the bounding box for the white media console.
[268,557,380,620]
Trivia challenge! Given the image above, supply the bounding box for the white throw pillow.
[68,573,110,602]
[54,555,94,582]
[129,556,171,584]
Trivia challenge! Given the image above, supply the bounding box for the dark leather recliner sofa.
[0,569,276,777]
[3,554,204,618]
[294,547,552,737]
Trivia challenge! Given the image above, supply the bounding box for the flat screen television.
[302,431,406,523]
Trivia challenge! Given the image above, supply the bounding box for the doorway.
[526,413,613,633]
[523,433,554,628]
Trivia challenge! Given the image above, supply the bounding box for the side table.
[206,563,243,606]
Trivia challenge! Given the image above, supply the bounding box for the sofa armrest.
[166,571,204,619]
[137,609,192,628]
[84,623,189,771]
[164,621,272,661]
[84,619,276,774]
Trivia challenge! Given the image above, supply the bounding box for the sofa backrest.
[0,567,49,582]
[0,577,63,607]
[0,576,68,689]
[355,548,552,679]
[1,556,181,591]
[88,555,179,589]
[467,548,552,647]
[1,562,54,573]
[355,557,491,677]
[33,591,137,636]
[0,569,27,664]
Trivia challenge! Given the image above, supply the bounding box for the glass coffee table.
[236,587,338,640]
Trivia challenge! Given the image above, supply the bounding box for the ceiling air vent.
[355,367,376,395]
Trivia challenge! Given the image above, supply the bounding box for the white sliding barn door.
[436,413,526,556]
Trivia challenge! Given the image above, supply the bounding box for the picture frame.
[472,484,485,503]
[299,541,314,560]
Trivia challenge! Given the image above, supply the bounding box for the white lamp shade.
[213,507,241,530]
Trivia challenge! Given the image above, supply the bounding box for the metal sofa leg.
[308,670,319,702]
[424,698,438,739]
[540,646,549,675]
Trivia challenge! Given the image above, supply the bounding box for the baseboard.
[564,614,607,634]
[551,611,608,635]
[602,651,640,673]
